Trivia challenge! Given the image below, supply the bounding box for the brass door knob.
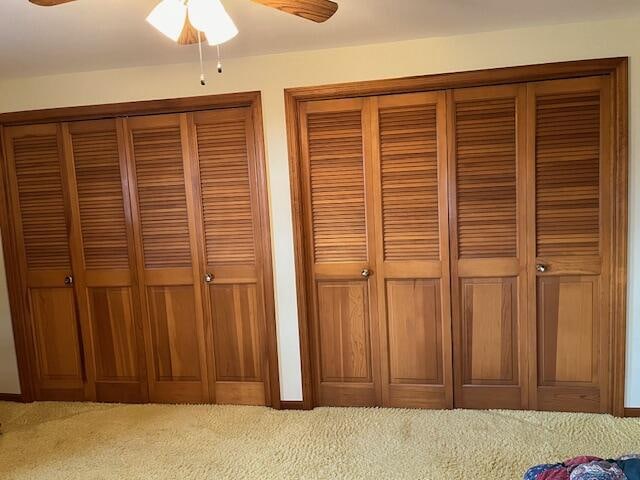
[204,272,214,283]
[536,264,548,273]
[361,269,372,278]
[64,275,73,286]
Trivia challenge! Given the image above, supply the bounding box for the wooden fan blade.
[177,16,206,45]
[28,0,76,6]
[251,0,338,23]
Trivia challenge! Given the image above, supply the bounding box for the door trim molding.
[284,57,628,414]
[0,91,281,407]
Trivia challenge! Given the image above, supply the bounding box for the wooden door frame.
[0,91,281,408]
[284,57,628,415]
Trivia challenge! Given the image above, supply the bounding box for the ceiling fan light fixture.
[188,0,238,45]
[146,0,188,42]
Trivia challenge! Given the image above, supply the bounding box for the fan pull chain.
[198,31,206,86]
[217,45,223,74]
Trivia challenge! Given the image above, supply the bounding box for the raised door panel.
[449,85,528,409]
[386,280,442,385]
[190,108,270,406]
[4,124,84,400]
[126,114,208,403]
[462,280,517,384]
[528,76,611,413]
[66,119,147,403]
[30,288,84,396]
[372,92,452,409]
[300,98,379,406]
[317,281,372,383]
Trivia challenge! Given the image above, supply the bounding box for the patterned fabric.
[566,457,604,468]
[525,464,561,480]
[569,461,627,480]
[539,467,570,480]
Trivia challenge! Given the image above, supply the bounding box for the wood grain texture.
[130,124,192,269]
[372,92,453,409]
[250,0,338,22]
[125,114,209,404]
[28,0,75,5]
[448,85,529,410]
[3,124,85,401]
[65,118,148,403]
[29,288,83,388]
[287,60,627,412]
[306,104,367,263]
[70,123,129,269]
[299,98,381,407]
[535,91,601,257]
[194,110,256,266]
[1,91,281,407]
[12,132,70,270]
[528,76,612,413]
[455,96,517,258]
[379,102,439,261]
[190,107,274,406]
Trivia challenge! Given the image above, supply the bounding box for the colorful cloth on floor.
[525,455,640,480]
[569,461,626,479]
[538,467,570,480]
[525,464,563,480]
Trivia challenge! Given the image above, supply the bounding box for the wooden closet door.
[299,98,381,406]
[448,85,529,409]
[63,119,148,403]
[527,76,611,413]
[371,92,453,408]
[189,108,271,406]
[4,124,85,400]
[125,114,209,403]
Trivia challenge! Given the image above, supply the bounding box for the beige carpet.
[1,402,639,479]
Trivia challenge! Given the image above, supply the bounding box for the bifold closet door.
[63,119,148,403]
[189,108,272,406]
[371,92,453,409]
[125,114,209,403]
[3,124,85,400]
[527,76,612,413]
[448,85,529,409]
[299,98,382,406]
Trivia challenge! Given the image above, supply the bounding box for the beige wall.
[0,16,638,405]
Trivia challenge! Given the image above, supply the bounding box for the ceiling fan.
[28,0,339,45]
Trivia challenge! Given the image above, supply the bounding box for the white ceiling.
[1,0,639,78]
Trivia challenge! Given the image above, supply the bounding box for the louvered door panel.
[300,98,380,406]
[65,119,148,402]
[4,124,84,400]
[449,85,529,409]
[308,108,367,264]
[373,92,452,409]
[379,102,439,261]
[126,114,209,403]
[528,76,611,413]
[191,108,270,406]
[133,125,192,269]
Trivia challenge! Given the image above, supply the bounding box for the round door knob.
[64,275,73,286]
[361,269,372,278]
[536,264,548,273]
[204,272,214,283]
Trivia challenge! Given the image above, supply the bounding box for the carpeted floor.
[0,402,639,479]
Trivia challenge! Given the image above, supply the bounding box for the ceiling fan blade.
[251,0,338,23]
[177,16,205,46]
[28,0,76,5]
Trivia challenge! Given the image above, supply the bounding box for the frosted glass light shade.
[146,0,188,42]
[188,0,238,45]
